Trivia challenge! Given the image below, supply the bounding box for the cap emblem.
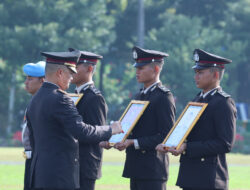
[193,52,199,62]
[133,50,138,59]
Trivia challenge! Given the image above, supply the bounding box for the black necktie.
[140,92,146,100]
[197,96,204,102]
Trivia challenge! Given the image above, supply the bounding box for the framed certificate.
[163,102,208,150]
[68,93,84,105]
[109,100,150,146]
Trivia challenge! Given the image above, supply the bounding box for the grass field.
[0,147,250,190]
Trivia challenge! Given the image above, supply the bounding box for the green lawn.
[0,147,250,190]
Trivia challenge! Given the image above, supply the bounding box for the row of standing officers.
[22,46,236,190]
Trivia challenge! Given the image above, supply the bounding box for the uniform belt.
[23,150,32,159]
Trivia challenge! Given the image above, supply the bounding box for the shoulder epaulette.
[217,90,230,98]
[89,85,101,95]
[57,89,68,95]
[157,85,170,93]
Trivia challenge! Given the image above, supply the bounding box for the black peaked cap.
[68,48,102,65]
[132,46,169,67]
[192,49,232,70]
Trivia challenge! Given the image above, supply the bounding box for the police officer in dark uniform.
[26,51,122,190]
[114,46,176,190]
[22,61,45,190]
[70,49,107,190]
[156,49,237,190]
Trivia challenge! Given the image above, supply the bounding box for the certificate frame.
[109,100,150,146]
[68,93,84,105]
[163,102,208,150]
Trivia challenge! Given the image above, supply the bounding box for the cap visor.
[192,65,209,70]
[68,67,77,73]
[133,62,150,68]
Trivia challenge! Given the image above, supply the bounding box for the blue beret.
[23,61,46,77]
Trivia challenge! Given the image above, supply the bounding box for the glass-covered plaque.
[109,100,149,146]
[163,102,208,150]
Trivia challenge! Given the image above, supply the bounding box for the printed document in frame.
[109,100,149,146]
[163,102,208,150]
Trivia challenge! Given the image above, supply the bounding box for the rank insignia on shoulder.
[158,85,170,93]
[150,85,157,92]
[217,91,230,98]
[89,86,101,95]
[57,89,68,95]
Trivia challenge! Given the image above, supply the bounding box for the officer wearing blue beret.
[114,46,176,190]
[23,61,46,94]
[22,61,46,190]
[26,51,122,190]
[156,49,236,190]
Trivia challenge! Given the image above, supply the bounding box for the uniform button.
[75,158,78,162]
[201,158,205,162]
[141,150,146,154]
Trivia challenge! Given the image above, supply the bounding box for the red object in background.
[128,92,132,98]
[13,131,22,142]
[235,133,244,141]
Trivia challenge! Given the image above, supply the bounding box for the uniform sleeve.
[54,93,111,143]
[26,115,35,151]
[186,98,236,158]
[137,92,176,150]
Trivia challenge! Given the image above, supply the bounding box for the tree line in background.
[0,0,249,140]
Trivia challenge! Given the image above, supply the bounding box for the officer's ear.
[154,65,160,73]
[214,70,220,80]
[87,65,93,73]
[56,68,63,77]
[39,77,45,83]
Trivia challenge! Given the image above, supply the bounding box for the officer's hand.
[168,143,187,156]
[99,141,112,150]
[114,139,134,151]
[110,121,123,135]
[155,144,168,153]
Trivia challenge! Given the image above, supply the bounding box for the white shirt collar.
[200,86,220,98]
[142,81,160,94]
[75,81,94,94]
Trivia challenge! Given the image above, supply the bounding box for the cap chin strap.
[195,62,225,69]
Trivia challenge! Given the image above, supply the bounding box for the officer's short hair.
[209,67,225,80]
[82,63,96,74]
[45,63,68,75]
[149,61,164,72]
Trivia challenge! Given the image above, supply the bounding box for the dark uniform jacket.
[26,82,112,189]
[76,83,108,180]
[176,87,237,189]
[123,82,176,180]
